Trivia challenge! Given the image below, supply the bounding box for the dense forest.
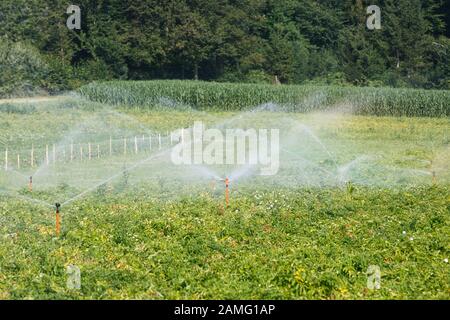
[0,0,449,96]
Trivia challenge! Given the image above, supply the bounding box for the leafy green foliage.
[0,39,49,97]
[0,185,448,299]
[0,0,448,91]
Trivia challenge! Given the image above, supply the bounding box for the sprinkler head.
[225,178,230,207]
[55,203,61,237]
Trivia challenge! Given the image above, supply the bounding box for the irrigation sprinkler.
[29,176,33,192]
[225,177,229,207]
[31,145,34,167]
[55,203,61,237]
[216,177,230,206]
[432,171,437,185]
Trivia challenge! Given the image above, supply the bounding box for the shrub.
[0,39,50,98]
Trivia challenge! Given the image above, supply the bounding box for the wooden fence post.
[135,136,138,154]
[31,145,34,168]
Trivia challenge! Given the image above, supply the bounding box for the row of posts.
[2,132,179,171]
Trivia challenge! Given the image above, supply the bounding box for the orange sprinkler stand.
[225,178,229,207]
[55,203,61,237]
[29,176,33,192]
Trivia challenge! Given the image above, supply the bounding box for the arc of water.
[5,168,30,180]
[60,148,171,207]
[190,165,222,181]
[0,189,53,209]
[229,164,257,183]
[31,116,102,178]
[281,148,335,177]
[104,110,158,138]
[16,99,312,209]
[59,107,260,208]
[297,124,339,172]
[385,166,433,176]
[337,155,377,184]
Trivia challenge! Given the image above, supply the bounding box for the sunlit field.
[0,82,449,299]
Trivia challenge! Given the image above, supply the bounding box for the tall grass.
[79,80,450,117]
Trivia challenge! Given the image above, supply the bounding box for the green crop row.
[78,80,450,117]
[1,185,449,299]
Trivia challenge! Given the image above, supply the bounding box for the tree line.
[0,0,449,96]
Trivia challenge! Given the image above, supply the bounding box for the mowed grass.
[0,97,449,299]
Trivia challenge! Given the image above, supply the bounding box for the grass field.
[0,82,449,299]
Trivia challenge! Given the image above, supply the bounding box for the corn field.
[78,80,450,117]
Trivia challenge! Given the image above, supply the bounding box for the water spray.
[55,203,61,237]
[210,179,216,192]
